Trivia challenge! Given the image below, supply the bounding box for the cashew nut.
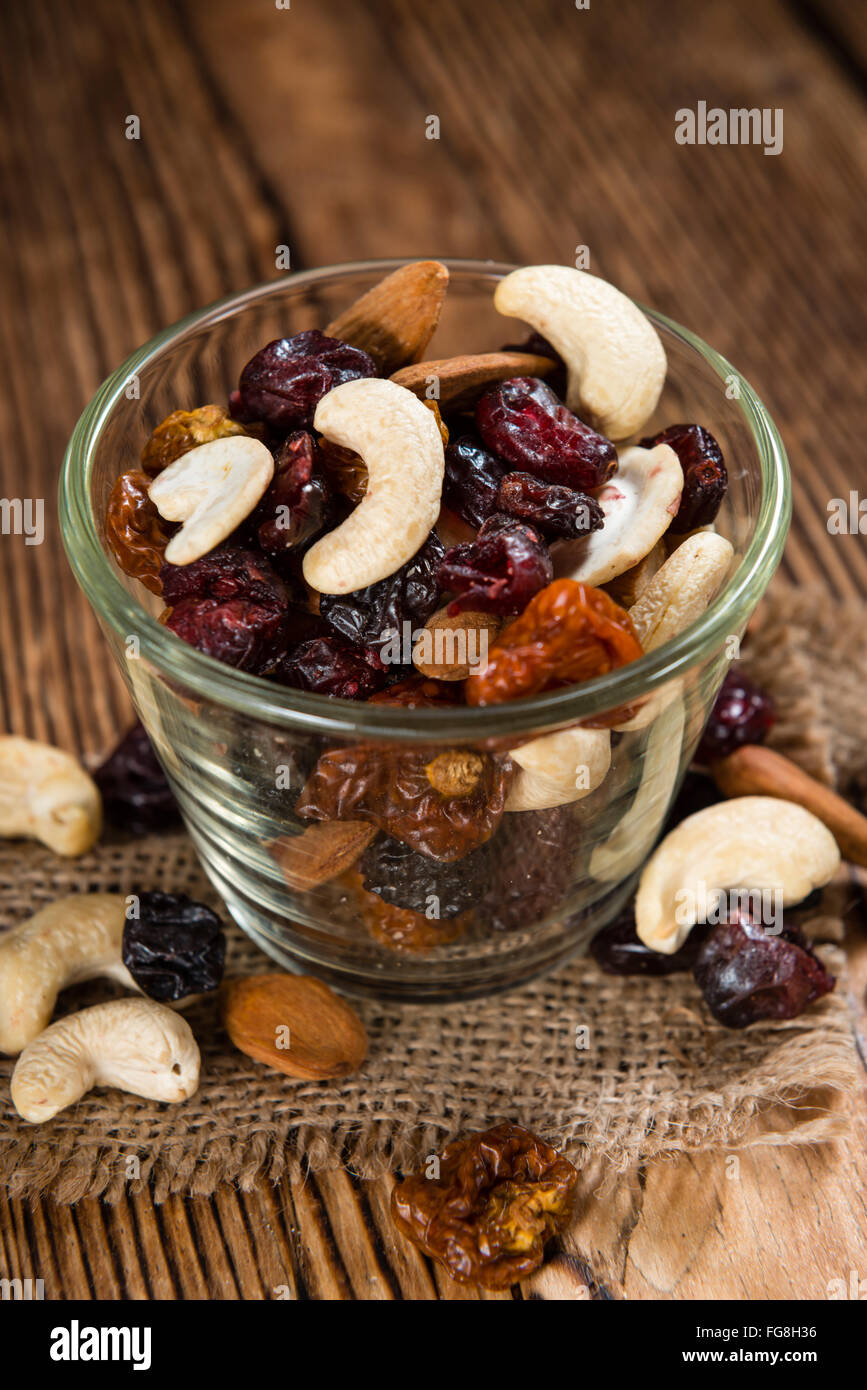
[627,531,734,652]
[506,727,611,811]
[493,265,667,439]
[149,435,274,566]
[0,894,137,1054]
[635,796,841,954]
[302,379,444,594]
[553,446,682,587]
[0,737,101,857]
[10,998,200,1122]
[590,698,685,881]
[603,539,666,608]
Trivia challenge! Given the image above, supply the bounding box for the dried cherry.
[442,435,506,529]
[106,470,175,595]
[695,670,776,762]
[161,547,289,673]
[476,805,577,932]
[391,1122,578,1289]
[231,330,377,433]
[320,531,445,649]
[140,405,249,478]
[496,473,605,540]
[476,377,616,490]
[273,634,387,700]
[93,723,181,836]
[590,909,711,975]
[122,891,226,1001]
[252,431,331,554]
[693,910,835,1028]
[438,514,552,616]
[641,423,728,533]
[465,579,641,706]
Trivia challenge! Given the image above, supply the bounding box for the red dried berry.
[590,910,711,975]
[696,670,775,762]
[476,377,617,490]
[693,910,835,1028]
[160,547,288,609]
[93,723,181,836]
[252,431,331,554]
[442,435,506,529]
[496,472,604,540]
[232,330,377,433]
[273,634,388,700]
[438,514,553,616]
[641,423,728,533]
[161,548,289,673]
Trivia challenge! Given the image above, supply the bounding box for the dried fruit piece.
[358,835,483,919]
[391,1123,579,1289]
[475,377,616,490]
[231,330,377,432]
[273,634,387,699]
[476,805,578,931]
[696,670,775,761]
[368,676,461,709]
[465,579,641,706]
[221,973,367,1079]
[693,910,835,1027]
[438,513,553,616]
[320,530,444,650]
[641,423,728,532]
[442,435,507,529]
[269,821,377,890]
[122,891,226,1001]
[391,350,557,410]
[106,470,175,595]
[590,910,711,975]
[317,438,369,504]
[344,867,467,952]
[496,473,604,540]
[140,405,249,478]
[93,723,181,836]
[324,260,449,373]
[161,547,288,672]
[413,606,501,681]
[252,431,331,554]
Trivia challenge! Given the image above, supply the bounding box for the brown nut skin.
[267,821,377,891]
[220,973,366,1080]
[391,1123,578,1289]
[413,606,501,681]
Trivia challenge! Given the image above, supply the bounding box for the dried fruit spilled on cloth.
[692,909,835,1028]
[93,723,181,836]
[391,1122,579,1289]
[122,891,226,1001]
[230,330,377,433]
[160,547,288,672]
[476,376,616,490]
[320,531,445,649]
[640,423,728,532]
[496,472,605,540]
[590,909,711,975]
[140,405,250,478]
[438,514,553,616]
[106,470,176,595]
[475,804,578,932]
[695,670,776,762]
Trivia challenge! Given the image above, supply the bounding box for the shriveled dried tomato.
[342,868,466,953]
[391,1122,578,1288]
[465,579,642,706]
[105,470,175,595]
[140,405,249,478]
[368,676,462,709]
[296,744,512,861]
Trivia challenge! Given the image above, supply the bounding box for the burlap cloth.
[0,585,862,1203]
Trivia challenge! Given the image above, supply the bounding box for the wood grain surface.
[1,0,866,1300]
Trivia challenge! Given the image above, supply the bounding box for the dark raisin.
[252,431,331,554]
[359,835,484,919]
[442,435,506,529]
[476,805,578,932]
[589,909,712,975]
[438,513,553,616]
[641,423,728,533]
[231,330,378,433]
[320,530,445,649]
[273,634,388,700]
[476,377,616,490]
[93,723,181,836]
[122,891,227,1001]
[161,548,289,673]
[696,670,776,762]
[693,909,835,1028]
[496,472,605,540]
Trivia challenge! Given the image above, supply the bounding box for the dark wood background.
[1,0,866,1299]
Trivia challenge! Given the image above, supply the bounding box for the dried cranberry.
[93,723,181,836]
[160,547,287,608]
[359,835,484,919]
[641,423,728,533]
[273,634,388,700]
[590,910,711,975]
[438,514,552,616]
[476,805,578,932]
[696,670,775,762]
[252,431,331,554]
[231,330,377,433]
[693,910,835,1028]
[496,472,604,540]
[442,435,506,529]
[476,377,616,490]
[320,531,445,650]
[161,547,288,672]
[122,891,226,1002]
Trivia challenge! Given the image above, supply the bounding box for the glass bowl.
[59,260,790,1002]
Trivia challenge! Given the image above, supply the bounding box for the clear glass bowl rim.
[59,257,791,743]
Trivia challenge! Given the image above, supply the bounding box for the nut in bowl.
[60,260,791,1001]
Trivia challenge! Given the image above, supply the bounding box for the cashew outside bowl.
[0,736,101,857]
[506,727,611,812]
[302,378,445,594]
[10,997,201,1123]
[635,796,841,954]
[149,434,275,565]
[493,264,667,440]
[553,445,683,587]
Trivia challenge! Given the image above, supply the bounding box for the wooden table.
[1,0,866,1299]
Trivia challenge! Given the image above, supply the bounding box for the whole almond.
[267,821,377,890]
[413,605,501,680]
[325,260,449,373]
[391,350,557,410]
[221,973,367,1080]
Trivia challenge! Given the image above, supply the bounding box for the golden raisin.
[140,405,249,478]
